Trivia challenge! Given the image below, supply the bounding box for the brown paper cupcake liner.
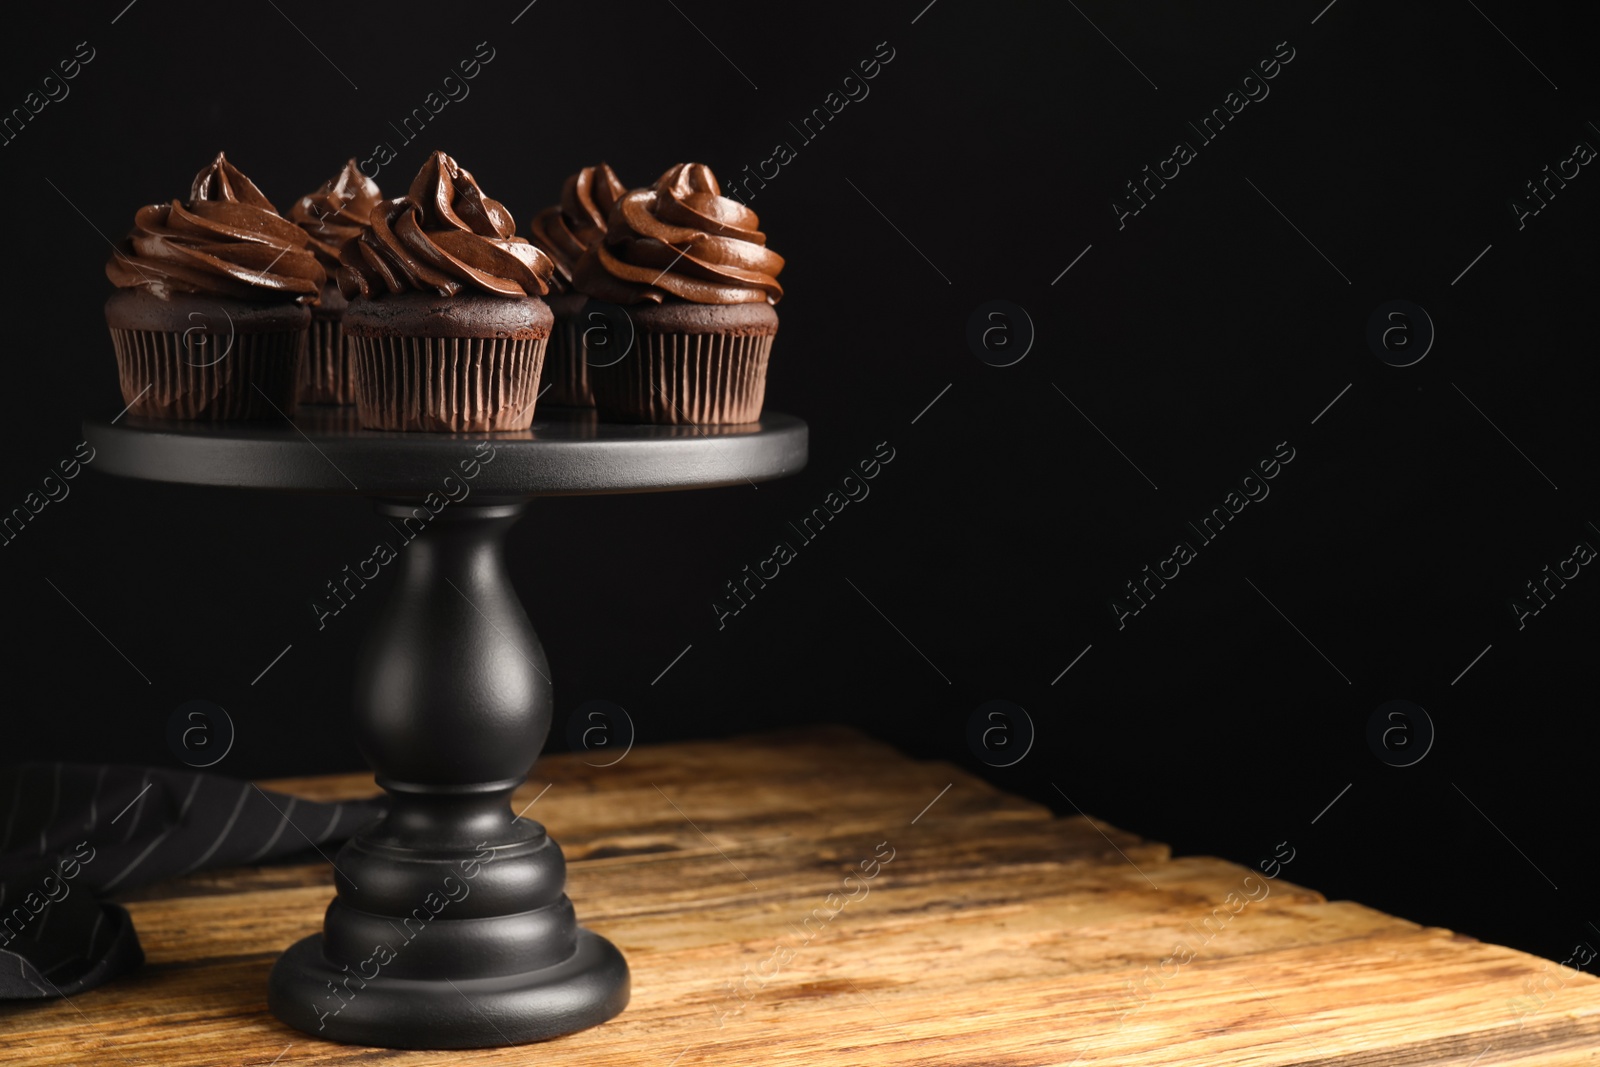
[351,335,547,432]
[591,331,774,425]
[296,317,356,405]
[538,315,594,408]
[109,327,303,420]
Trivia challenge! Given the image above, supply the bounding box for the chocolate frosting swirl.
[573,163,783,305]
[338,151,553,299]
[105,152,326,302]
[527,163,626,293]
[289,159,382,271]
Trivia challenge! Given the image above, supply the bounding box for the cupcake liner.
[538,314,594,407]
[296,316,356,405]
[109,327,303,420]
[351,335,547,432]
[591,331,773,425]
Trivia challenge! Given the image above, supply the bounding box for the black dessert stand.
[84,405,807,1049]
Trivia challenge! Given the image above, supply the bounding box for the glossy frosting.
[338,151,553,299]
[574,163,783,305]
[527,163,626,293]
[105,152,326,302]
[289,159,383,270]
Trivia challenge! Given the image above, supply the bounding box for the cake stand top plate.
[83,406,808,498]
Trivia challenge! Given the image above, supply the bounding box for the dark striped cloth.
[0,762,384,1000]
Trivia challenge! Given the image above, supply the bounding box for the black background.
[2,0,1596,969]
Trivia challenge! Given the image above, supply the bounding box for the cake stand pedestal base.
[269,929,628,1049]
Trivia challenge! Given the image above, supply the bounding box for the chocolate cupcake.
[526,163,626,407]
[104,153,324,420]
[339,151,556,433]
[574,163,783,425]
[288,160,382,405]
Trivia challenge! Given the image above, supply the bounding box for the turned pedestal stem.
[267,501,629,1049]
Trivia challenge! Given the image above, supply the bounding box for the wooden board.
[5,726,1598,1065]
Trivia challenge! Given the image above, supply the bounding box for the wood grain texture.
[4,726,1597,1065]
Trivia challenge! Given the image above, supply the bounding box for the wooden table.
[7,727,1600,1065]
